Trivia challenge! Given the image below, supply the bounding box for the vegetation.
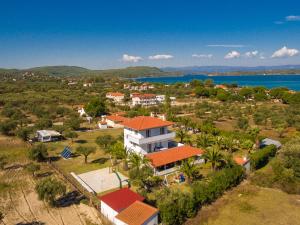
[28,144,48,162]
[76,146,96,164]
[35,177,66,206]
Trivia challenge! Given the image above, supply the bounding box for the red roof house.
[121,116,173,131]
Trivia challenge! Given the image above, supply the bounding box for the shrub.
[28,144,48,162]
[250,145,277,170]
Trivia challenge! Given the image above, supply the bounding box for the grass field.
[185,183,300,225]
[46,128,123,174]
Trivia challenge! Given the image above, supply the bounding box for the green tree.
[180,158,199,184]
[85,98,106,117]
[196,133,213,148]
[76,146,96,164]
[203,146,224,171]
[95,134,116,151]
[35,177,66,206]
[109,142,129,170]
[0,120,17,135]
[28,144,48,162]
[64,130,78,142]
[176,129,187,143]
[237,117,249,130]
[16,127,32,141]
[25,163,41,177]
[65,116,81,130]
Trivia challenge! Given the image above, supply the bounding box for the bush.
[28,144,48,162]
[250,145,277,170]
[193,165,245,206]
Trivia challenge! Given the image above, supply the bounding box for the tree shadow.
[49,156,60,162]
[55,191,86,207]
[5,164,23,170]
[75,139,87,144]
[16,222,45,225]
[91,157,109,164]
[36,171,53,178]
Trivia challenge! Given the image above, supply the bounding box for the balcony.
[127,131,175,145]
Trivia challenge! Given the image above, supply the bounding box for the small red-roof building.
[115,201,158,225]
[106,115,130,128]
[100,188,145,223]
[146,145,204,175]
[234,156,250,172]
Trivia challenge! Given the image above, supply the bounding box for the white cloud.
[271,46,299,58]
[274,21,284,25]
[207,44,245,48]
[122,54,143,63]
[245,50,259,58]
[148,54,174,60]
[224,51,241,59]
[192,54,213,58]
[285,15,300,21]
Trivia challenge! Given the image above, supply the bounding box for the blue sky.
[1,0,300,69]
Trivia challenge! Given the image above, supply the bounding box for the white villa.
[131,93,157,106]
[122,116,205,175]
[106,92,125,104]
[123,116,175,155]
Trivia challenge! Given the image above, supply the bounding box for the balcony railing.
[127,131,175,145]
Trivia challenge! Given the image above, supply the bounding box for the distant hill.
[0,66,166,79]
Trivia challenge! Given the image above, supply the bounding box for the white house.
[234,157,251,172]
[105,115,129,128]
[36,130,62,142]
[106,92,125,104]
[115,201,158,225]
[78,107,88,117]
[99,188,147,224]
[98,121,108,129]
[131,94,157,106]
[122,116,175,155]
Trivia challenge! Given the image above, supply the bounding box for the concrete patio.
[71,168,129,194]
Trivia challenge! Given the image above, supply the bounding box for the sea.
[135,74,300,91]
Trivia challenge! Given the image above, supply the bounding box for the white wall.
[101,201,118,224]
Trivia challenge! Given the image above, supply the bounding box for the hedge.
[250,145,277,170]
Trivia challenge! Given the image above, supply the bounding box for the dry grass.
[185,183,300,225]
[47,128,123,174]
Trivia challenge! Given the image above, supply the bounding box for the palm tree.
[109,142,129,170]
[203,145,224,171]
[196,133,213,148]
[223,136,239,153]
[128,152,149,172]
[176,129,187,143]
[180,158,199,184]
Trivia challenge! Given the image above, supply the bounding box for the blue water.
[136,74,300,91]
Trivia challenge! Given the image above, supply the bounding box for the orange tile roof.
[106,115,129,123]
[234,157,249,166]
[115,201,158,225]
[146,145,204,167]
[107,92,124,97]
[121,116,173,131]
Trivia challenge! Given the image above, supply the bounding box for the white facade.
[106,93,125,104]
[124,126,175,155]
[100,201,119,224]
[78,107,87,117]
[131,96,157,106]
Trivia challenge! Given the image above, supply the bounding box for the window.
[160,127,165,135]
[147,144,152,152]
[146,129,151,137]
